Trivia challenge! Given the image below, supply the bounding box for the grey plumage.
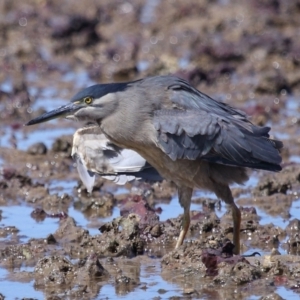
[153,77,282,170]
[26,75,283,254]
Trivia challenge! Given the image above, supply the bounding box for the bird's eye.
[84,97,93,105]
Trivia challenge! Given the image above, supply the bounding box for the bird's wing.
[105,147,150,173]
[72,127,162,191]
[102,174,137,185]
[153,78,282,171]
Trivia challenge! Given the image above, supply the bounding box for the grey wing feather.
[153,76,283,171]
[154,109,219,160]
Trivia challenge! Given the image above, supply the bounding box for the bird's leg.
[230,201,241,255]
[175,186,193,249]
[218,185,241,255]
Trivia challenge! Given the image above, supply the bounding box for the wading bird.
[26,75,283,254]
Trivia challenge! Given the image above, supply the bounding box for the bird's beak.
[25,102,81,126]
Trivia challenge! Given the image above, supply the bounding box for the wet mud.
[1,0,300,299]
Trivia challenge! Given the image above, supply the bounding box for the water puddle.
[290,197,300,219]
[1,125,76,150]
[68,206,101,236]
[0,203,102,244]
[100,260,182,299]
[0,205,60,242]
[248,287,300,300]
[290,155,300,163]
[0,256,299,300]
[286,96,300,117]
[0,276,42,300]
[0,259,188,300]
[47,179,78,196]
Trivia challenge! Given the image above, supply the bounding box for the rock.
[34,256,74,287]
[27,142,47,155]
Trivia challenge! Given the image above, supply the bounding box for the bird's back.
[100,76,282,178]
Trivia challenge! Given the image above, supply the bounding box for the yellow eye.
[84,97,93,105]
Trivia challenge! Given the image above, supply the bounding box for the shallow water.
[1,258,300,300]
[1,169,299,298]
[1,125,77,150]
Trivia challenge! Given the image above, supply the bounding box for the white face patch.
[92,93,117,106]
[66,115,78,121]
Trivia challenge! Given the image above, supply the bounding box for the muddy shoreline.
[1,0,300,299]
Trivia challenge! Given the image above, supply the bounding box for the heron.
[26,75,283,254]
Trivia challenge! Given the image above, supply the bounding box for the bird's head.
[26,82,130,126]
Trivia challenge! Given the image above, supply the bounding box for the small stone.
[52,138,71,153]
[260,292,284,300]
[270,248,281,256]
[150,224,162,237]
[157,288,167,294]
[45,234,57,244]
[183,288,196,295]
[27,142,47,155]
